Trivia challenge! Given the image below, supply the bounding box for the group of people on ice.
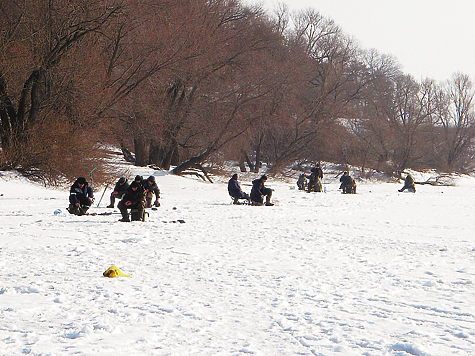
[297,163,325,193]
[228,163,416,206]
[297,163,357,194]
[68,174,161,221]
[228,173,274,206]
[296,163,416,195]
[68,163,416,219]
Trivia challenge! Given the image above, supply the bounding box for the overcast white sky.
[248,0,475,82]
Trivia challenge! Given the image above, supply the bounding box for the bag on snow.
[103,265,130,278]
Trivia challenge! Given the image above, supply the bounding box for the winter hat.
[118,177,126,184]
[134,175,143,182]
[260,175,267,180]
[147,175,155,182]
[130,181,139,188]
[232,173,238,179]
[77,177,87,185]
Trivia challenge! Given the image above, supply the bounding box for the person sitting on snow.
[297,173,307,190]
[107,177,129,208]
[399,173,416,193]
[250,175,274,206]
[117,181,145,222]
[339,171,356,194]
[142,175,161,208]
[228,173,250,204]
[68,176,94,215]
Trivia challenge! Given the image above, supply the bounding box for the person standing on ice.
[117,181,145,222]
[250,175,274,206]
[399,173,416,192]
[68,176,94,215]
[107,177,129,208]
[307,163,323,192]
[228,173,250,204]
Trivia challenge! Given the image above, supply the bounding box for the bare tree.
[383,75,436,176]
[0,0,121,182]
[345,50,403,174]
[434,73,475,171]
[261,9,365,173]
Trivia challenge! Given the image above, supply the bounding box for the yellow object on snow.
[103,265,130,278]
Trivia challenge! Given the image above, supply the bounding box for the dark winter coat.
[339,174,354,188]
[310,166,323,179]
[228,177,244,198]
[250,178,271,203]
[307,166,323,191]
[404,174,415,188]
[297,174,307,190]
[119,182,145,209]
[142,179,160,197]
[69,180,94,207]
[113,180,129,197]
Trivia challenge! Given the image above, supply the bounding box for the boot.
[119,208,130,222]
[107,195,115,208]
[67,204,79,215]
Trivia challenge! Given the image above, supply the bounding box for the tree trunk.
[148,138,160,166]
[134,137,148,166]
[162,138,178,170]
[121,146,135,163]
[242,150,254,172]
[0,72,16,150]
[172,151,208,175]
[254,145,261,173]
[238,156,246,172]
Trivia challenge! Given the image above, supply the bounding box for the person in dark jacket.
[143,175,161,208]
[399,174,416,192]
[68,176,94,215]
[228,173,250,204]
[307,163,323,192]
[117,181,145,222]
[297,173,307,190]
[339,171,356,194]
[250,175,274,206]
[107,177,129,208]
[134,175,144,186]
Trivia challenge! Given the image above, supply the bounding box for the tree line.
[1,0,474,184]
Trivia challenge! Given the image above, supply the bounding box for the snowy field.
[1,167,475,355]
